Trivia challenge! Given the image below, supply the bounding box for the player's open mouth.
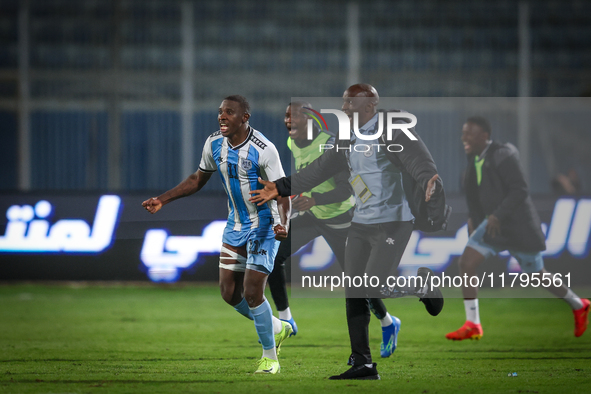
[288,127,298,136]
[220,124,228,132]
[463,143,470,152]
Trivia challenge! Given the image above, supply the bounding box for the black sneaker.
[416,267,444,316]
[329,363,380,380]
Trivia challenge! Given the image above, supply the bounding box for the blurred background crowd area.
[0,0,589,195]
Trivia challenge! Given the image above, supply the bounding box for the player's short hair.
[466,116,491,137]
[224,95,250,115]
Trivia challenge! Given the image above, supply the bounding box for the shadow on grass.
[4,379,232,384]
[1,356,253,363]
[442,348,591,353]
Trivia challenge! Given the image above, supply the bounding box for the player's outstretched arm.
[142,170,213,213]
[249,178,280,206]
[386,127,439,191]
[307,169,352,208]
[142,197,164,214]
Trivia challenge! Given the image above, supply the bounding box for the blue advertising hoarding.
[0,193,589,288]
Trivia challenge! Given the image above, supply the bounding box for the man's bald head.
[342,84,380,127]
[344,84,379,105]
[289,100,313,111]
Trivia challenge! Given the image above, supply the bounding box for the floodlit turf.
[1,283,590,394]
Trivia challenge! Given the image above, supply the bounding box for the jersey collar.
[228,126,253,150]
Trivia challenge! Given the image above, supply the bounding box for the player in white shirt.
[142,95,292,374]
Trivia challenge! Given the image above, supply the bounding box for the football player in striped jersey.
[142,95,292,374]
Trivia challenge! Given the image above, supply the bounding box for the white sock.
[464,299,480,325]
[380,313,393,327]
[278,307,292,321]
[262,347,278,361]
[563,288,584,310]
[272,316,282,335]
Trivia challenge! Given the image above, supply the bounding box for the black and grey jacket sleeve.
[311,168,352,205]
[389,127,440,193]
[381,119,450,232]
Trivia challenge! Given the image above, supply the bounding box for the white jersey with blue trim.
[198,127,285,232]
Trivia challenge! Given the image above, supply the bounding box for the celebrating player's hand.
[486,214,500,238]
[142,197,163,214]
[425,174,439,202]
[249,177,279,206]
[273,224,289,241]
[292,195,316,211]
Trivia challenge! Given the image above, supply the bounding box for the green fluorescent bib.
[288,132,354,219]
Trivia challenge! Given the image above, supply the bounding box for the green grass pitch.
[1,283,590,393]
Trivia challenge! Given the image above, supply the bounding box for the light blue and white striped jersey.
[199,127,285,231]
